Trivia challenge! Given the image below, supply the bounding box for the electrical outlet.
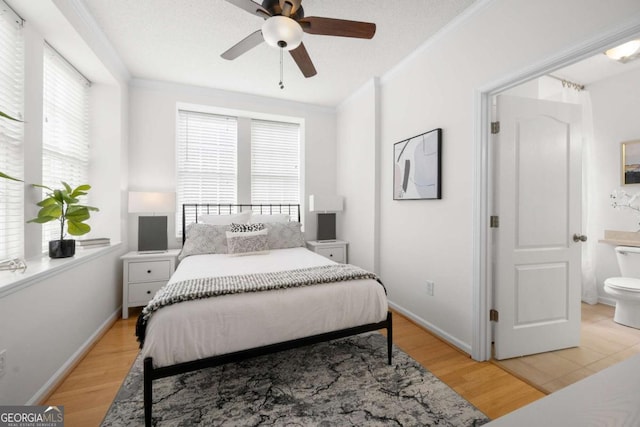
[426,281,435,296]
[0,349,6,378]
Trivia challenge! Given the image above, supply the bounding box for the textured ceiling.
[80,0,477,106]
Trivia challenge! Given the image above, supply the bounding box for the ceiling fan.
[221,0,376,81]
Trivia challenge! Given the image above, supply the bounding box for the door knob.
[573,234,587,242]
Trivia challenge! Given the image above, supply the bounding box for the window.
[42,43,90,250]
[175,108,302,234]
[176,110,238,232]
[0,2,24,259]
[251,119,300,218]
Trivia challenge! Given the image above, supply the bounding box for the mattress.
[141,247,388,367]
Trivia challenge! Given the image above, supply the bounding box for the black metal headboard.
[182,203,301,243]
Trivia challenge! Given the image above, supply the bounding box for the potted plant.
[28,182,99,258]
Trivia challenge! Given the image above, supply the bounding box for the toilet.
[604,246,640,329]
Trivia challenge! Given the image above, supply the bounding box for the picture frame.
[621,140,640,185]
[393,128,442,200]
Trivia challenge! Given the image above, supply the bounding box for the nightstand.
[121,249,180,319]
[306,240,348,264]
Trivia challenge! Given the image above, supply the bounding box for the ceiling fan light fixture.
[262,16,303,50]
[605,39,640,63]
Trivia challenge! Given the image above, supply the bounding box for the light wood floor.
[494,303,640,394]
[44,309,544,426]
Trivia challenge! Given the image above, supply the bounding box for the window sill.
[0,242,123,298]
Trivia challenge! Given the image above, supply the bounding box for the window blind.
[0,2,24,259]
[42,43,90,250]
[251,119,300,220]
[176,110,238,234]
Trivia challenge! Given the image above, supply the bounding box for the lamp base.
[317,213,337,241]
[138,216,168,251]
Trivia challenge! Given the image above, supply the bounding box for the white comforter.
[141,247,388,367]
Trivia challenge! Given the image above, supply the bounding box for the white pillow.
[226,229,269,256]
[199,210,251,225]
[250,213,290,224]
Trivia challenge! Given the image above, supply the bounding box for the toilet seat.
[604,277,640,292]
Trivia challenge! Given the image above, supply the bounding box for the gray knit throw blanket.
[136,264,381,346]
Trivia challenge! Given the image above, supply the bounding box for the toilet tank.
[615,246,640,278]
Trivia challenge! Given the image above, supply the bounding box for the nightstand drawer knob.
[329,254,333,257]
[147,269,152,273]
[146,290,151,294]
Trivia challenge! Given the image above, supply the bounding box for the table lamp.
[128,191,175,253]
[309,195,344,241]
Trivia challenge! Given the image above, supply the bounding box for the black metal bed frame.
[142,203,393,427]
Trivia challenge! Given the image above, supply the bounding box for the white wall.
[589,67,640,298]
[337,0,640,352]
[127,79,337,249]
[336,79,380,272]
[0,0,129,404]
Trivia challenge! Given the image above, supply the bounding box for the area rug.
[102,333,489,426]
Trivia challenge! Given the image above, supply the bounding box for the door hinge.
[490,309,499,322]
[490,215,499,228]
[491,121,500,134]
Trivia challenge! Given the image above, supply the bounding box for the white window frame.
[42,42,91,250]
[175,103,305,236]
[0,1,24,260]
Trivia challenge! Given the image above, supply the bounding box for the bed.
[137,204,392,426]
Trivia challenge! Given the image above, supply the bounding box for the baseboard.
[597,296,616,307]
[29,307,121,405]
[387,301,472,355]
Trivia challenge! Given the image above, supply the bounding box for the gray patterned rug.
[102,333,489,426]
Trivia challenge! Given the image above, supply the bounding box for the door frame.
[471,22,640,361]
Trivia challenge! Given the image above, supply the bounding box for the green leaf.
[53,189,65,203]
[70,184,91,197]
[0,110,23,122]
[36,198,59,208]
[27,216,56,224]
[65,206,90,222]
[38,205,63,219]
[0,171,23,182]
[62,182,72,193]
[32,183,53,192]
[61,193,79,205]
[67,221,90,236]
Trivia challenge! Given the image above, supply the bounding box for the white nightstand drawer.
[316,247,345,263]
[129,260,171,282]
[128,281,165,304]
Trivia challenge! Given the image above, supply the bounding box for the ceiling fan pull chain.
[279,48,285,89]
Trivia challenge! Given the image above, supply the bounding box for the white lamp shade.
[128,192,176,213]
[262,16,303,50]
[309,195,344,213]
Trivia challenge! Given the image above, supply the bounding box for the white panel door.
[494,95,583,360]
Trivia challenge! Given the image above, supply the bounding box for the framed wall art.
[393,128,442,200]
[622,140,640,185]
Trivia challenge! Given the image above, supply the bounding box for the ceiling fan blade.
[224,0,271,19]
[289,43,317,78]
[221,30,264,60]
[299,17,376,39]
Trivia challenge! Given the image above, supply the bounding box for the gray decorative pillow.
[264,222,305,250]
[226,229,269,256]
[230,223,265,232]
[179,223,230,260]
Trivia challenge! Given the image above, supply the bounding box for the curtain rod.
[548,75,585,91]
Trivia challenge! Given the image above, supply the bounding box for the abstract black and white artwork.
[393,128,442,200]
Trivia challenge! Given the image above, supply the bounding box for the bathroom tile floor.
[493,303,640,394]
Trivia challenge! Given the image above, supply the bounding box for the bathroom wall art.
[621,139,640,185]
[393,128,442,200]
